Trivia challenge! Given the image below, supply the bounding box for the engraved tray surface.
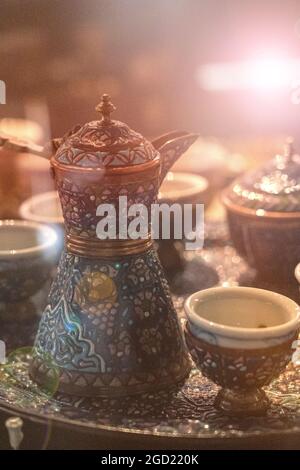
[0,241,300,442]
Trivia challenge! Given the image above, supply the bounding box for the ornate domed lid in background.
[54,94,158,169]
[223,138,300,213]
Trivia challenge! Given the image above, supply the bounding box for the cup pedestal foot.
[215,388,269,416]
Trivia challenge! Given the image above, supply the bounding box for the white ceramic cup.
[184,286,300,415]
[185,286,300,349]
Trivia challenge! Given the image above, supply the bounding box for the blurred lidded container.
[222,139,300,281]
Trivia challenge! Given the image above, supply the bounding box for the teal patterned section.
[35,296,104,372]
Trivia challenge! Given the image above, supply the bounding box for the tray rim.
[1,387,300,442]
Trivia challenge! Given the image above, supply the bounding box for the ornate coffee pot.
[1,95,198,396]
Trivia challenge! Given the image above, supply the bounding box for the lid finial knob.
[96,94,116,124]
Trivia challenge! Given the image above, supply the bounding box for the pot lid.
[54,94,158,168]
[224,139,300,213]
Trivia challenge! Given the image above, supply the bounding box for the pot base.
[29,353,191,397]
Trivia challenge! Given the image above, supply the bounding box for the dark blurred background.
[1,0,300,217]
[1,0,300,139]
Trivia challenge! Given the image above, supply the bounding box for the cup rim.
[0,219,57,258]
[158,171,208,201]
[19,190,64,225]
[184,286,300,339]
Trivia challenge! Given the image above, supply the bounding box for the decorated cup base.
[215,387,269,416]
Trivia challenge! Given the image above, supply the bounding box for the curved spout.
[152,131,199,185]
[151,130,190,151]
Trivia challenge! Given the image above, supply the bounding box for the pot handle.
[0,124,82,158]
[0,132,47,157]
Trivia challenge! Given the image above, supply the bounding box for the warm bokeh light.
[197,57,300,93]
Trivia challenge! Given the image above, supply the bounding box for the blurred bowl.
[0,148,54,219]
[0,220,57,302]
[19,191,64,254]
[157,172,211,277]
[19,190,63,225]
[172,138,245,189]
[159,171,210,205]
